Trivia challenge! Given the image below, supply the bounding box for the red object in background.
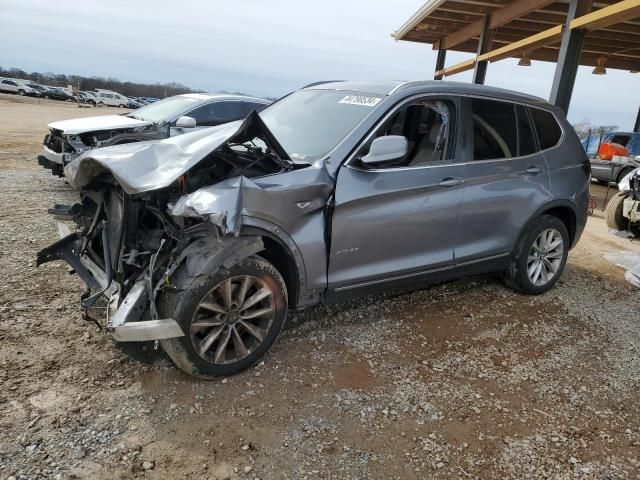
[598,142,629,160]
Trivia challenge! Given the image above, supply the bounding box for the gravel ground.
[1,95,639,479]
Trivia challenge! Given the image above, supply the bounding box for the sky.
[1,0,638,128]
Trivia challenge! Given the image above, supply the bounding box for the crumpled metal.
[64,121,242,194]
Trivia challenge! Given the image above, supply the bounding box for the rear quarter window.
[530,108,562,150]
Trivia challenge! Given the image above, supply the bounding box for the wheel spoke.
[199,301,226,314]
[197,325,225,356]
[237,320,266,342]
[546,238,562,252]
[192,317,225,331]
[532,261,543,284]
[546,249,563,259]
[220,278,233,309]
[543,258,558,274]
[231,326,249,358]
[528,260,539,278]
[240,305,274,320]
[214,327,233,363]
[527,254,538,264]
[236,276,253,305]
[241,287,272,311]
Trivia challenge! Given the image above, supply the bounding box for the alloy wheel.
[527,228,564,286]
[190,275,275,364]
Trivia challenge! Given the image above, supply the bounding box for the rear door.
[455,98,551,263]
[328,96,464,291]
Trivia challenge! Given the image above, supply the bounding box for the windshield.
[259,90,382,160]
[128,95,203,122]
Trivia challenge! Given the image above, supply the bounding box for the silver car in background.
[38,93,270,176]
[38,81,589,378]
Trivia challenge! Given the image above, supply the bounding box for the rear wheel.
[161,256,288,378]
[503,215,569,295]
[605,192,627,231]
[18,89,25,96]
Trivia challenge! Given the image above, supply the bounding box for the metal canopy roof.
[393,0,640,75]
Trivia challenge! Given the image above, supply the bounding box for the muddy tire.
[503,215,569,295]
[160,256,287,379]
[605,192,627,231]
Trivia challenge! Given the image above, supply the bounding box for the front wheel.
[503,215,569,295]
[18,89,25,96]
[161,256,288,378]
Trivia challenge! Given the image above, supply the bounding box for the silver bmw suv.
[39,80,590,378]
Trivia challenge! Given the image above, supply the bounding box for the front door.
[328,97,464,290]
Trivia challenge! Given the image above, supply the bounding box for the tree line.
[0,66,255,99]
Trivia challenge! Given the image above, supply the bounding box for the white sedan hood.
[48,115,151,135]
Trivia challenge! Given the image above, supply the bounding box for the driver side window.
[355,99,454,169]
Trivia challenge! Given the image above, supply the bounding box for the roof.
[182,93,269,103]
[304,79,549,105]
[393,0,640,75]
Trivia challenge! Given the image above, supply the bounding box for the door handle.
[437,177,464,188]
[524,166,543,175]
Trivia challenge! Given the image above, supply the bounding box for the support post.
[549,0,593,114]
[472,15,492,85]
[434,48,447,80]
[634,106,640,133]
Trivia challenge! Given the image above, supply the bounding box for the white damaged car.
[38,93,270,176]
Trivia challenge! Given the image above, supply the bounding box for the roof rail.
[301,80,345,89]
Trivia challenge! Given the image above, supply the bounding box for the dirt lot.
[1,94,639,480]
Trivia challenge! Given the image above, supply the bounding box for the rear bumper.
[37,223,184,342]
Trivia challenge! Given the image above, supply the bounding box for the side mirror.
[175,115,197,128]
[361,135,409,166]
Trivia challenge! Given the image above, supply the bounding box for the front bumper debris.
[108,279,184,342]
[37,223,184,343]
[37,155,64,177]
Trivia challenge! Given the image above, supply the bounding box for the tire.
[160,256,288,378]
[617,168,634,185]
[119,104,125,108]
[18,89,25,96]
[503,215,569,295]
[605,192,627,231]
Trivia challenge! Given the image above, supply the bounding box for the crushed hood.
[64,112,292,195]
[48,115,151,135]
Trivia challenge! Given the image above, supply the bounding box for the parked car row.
[36,80,590,379]
[0,78,163,109]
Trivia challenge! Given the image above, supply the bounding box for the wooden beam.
[570,0,640,30]
[477,25,563,62]
[435,57,476,77]
[440,0,558,50]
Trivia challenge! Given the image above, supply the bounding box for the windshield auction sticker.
[339,95,381,107]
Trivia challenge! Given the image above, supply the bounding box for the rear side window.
[516,106,537,156]
[471,99,517,160]
[530,108,562,150]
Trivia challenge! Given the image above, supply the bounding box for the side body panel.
[543,116,590,248]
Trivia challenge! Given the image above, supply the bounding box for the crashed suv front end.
[37,112,330,350]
